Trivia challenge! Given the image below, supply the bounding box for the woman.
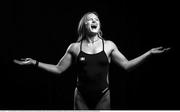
[14,12,170,110]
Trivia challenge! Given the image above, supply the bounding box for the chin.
[89,31,98,35]
[90,29,99,33]
[91,31,98,33]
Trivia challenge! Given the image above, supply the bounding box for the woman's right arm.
[14,44,74,75]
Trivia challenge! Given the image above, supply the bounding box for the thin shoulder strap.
[80,40,83,51]
[102,38,105,51]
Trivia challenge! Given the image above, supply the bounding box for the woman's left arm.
[110,41,170,72]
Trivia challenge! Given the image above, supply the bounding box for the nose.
[92,20,96,23]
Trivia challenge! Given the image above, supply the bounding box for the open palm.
[13,58,36,65]
[150,47,170,54]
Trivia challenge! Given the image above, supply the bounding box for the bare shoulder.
[67,42,80,56]
[103,40,118,57]
[104,40,117,49]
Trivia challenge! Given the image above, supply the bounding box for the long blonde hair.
[77,12,103,42]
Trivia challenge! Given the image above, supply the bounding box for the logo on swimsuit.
[80,57,85,61]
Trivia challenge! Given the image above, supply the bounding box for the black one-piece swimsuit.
[76,39,110,109]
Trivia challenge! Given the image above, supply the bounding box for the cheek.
[84,24,91,31]
[97,22,100,27]
[86,24,90,29]
[86,23,91,28]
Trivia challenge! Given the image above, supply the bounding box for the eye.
[86,18,92,22]
[95,18,99,21]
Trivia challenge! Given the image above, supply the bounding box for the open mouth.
[91,24,97,29]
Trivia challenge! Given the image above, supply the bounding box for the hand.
[150,46,171,55]
[13,58,36,65]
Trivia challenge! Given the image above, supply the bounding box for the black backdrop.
[1,0,179,110]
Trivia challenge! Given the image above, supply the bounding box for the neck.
[86,35,99,43]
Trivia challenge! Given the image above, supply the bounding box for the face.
[85,13,100,34]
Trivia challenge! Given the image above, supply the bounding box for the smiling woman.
[77,12,103,42]
[13,11,170,110]
[85,13,100,34]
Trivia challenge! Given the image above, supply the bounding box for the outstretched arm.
[110,41,170,72]
[14,44,74,75]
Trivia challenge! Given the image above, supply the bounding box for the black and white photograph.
[1,0,179,110]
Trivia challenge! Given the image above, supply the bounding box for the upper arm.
[56,43,75,72]
[110,41,128,68]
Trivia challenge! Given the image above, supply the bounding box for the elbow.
[122,62,133,72]
[55,65,63,74]
[124,66,133,72]
[123,65,131,72]
[56,70,62,75]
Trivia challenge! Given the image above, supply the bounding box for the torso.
[70,39,113,63]
[70,38,113,109]
[72,38,112,93]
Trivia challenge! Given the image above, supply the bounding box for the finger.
[21,58,29,61]
[21,58,30,61]
[23,60,31,64]
[153,46,163,51]
[161,47,169,52]
[161,48,171,53]
[13,59,24,65]
[165,48,171,51]
[25,58,31,61]
[156,46,163,50]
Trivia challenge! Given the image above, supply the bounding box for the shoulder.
[104,40,117,49]
[66,42,80,55]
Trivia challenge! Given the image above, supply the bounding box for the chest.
[82,43,103,54]
[81,42,112,63]
[78,51,108,66]
[73,41,113,63]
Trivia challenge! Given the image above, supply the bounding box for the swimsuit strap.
[80,40,83,51]
[102,38,105,51]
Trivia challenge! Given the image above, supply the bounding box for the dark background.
[1,0,179,110]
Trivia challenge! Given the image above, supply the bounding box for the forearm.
[37,61,62,74]
[111,41,168,72]
[125,50,151,71]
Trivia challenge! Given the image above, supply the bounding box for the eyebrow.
[87,16,99,20]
